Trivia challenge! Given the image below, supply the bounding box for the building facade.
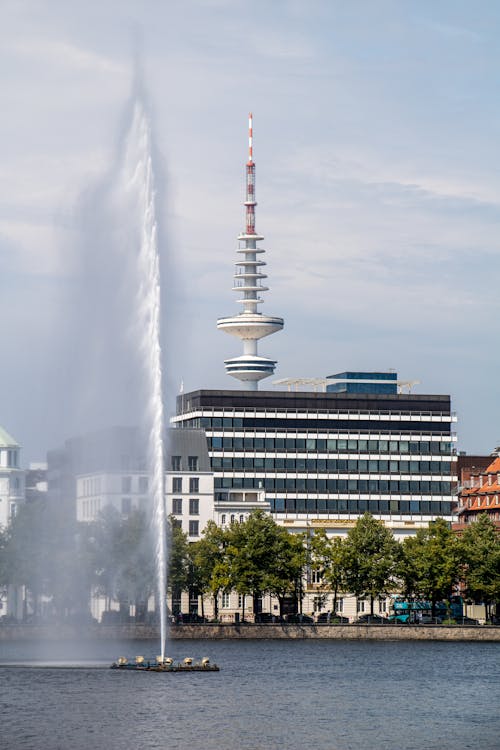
[172,381,457,540]
[0,426,24,529]
[455,450,500,530]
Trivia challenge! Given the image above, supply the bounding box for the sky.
[1,0,499,463]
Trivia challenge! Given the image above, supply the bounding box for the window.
[121,497,132,515]
[188,520,199,537]
[239,514,244,523]
[172,477,182,493]
[172,498,182,515]
[189,498,199,515]
[311,569,323,585]
[189,477,199,493]
[336,598,344,614]
[171,456,182,471]
[230,514,235,523]
[172,518,182,530]
[313,596,323,613]
[379,598,387,613]
[138,476,148,493]
[122,476,132,493]
[357,599,366,613]
[222,592,230,609]
[188,456,199,471]
[221,514,226,525]
[238,594,245,609]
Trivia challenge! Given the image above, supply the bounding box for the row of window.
[208,437,452,455]
[211,457,452,475]
[214,477,453,494]
[172,518,199,536]
[2,449,19,468]
[269,498,453,514]
[81,498,102,518]
[171,455,199,471]
[220,513,246,525]
[122,476,149,494]
[194,417,451,432]
[172,498,199,515]
[172,477,199,493]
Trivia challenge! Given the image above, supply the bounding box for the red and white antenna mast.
[245,112,256,235]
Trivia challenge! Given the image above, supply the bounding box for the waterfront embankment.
[1,623,499,641]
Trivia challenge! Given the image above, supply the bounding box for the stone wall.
[1,623,500,641]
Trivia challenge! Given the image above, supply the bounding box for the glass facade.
[173,389,456,521]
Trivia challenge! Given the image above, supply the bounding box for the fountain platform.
[110,656,219,672]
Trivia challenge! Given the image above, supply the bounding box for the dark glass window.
[172,498,182,515]
[172,477,182,493]
[189,498,199,515]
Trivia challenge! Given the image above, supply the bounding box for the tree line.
[1,504,499,623]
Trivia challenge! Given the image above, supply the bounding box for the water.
[1,639,498,749]
[121,96,167,658]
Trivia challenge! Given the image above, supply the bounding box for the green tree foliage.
[225,510,300,616]
[265,529,306,617]
[343,513,400,615]
[458,514,500,621]
[2,499,96,620]
[399,518,458,617]
[310,530,346,615]
[168,517,190,609]
[190,521,228,620]
[82,506,156,621]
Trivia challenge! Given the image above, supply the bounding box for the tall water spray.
[121,97,167,658]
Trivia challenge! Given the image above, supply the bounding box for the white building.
[0,426,23,530]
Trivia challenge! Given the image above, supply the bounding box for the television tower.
[217,114,284,389]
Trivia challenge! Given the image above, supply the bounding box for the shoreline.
[1,623,499,642]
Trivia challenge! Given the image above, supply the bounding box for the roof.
[485,456,500,474]
[0,426,19,448]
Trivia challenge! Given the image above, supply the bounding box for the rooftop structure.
[217,114,283,389]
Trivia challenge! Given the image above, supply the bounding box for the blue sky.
[0,0,499,461]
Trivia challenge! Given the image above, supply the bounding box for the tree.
[343,513,400,615]
[310,530,346,616]
[190,521,228,620]
[458,514,500,622]
[265,529,306,618]
[399,518,458,618]
[225,510,285,617]
[89,507,155,621]
[168,517,190,613]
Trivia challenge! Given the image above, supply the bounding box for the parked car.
[354,614,389,624]
[455,616,480,626]
[416,614,442,624]
[316,613,349,624]
[255,612,283,623]
[283,613,314,624]
[174,612,207,624]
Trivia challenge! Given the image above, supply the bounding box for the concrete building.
[49,427,216,543]
[172,381,457,540]
[0,426,24,529]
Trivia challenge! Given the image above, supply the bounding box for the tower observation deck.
[217,114,284,389]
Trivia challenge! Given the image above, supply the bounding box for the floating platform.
[110,656,219,672]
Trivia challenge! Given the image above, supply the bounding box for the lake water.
[1,638,499,749]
